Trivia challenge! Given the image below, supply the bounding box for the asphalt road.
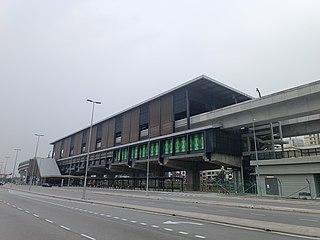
[11,185,320,228]
[0,187,315,240]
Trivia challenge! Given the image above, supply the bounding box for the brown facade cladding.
[122,111,131,144]
[63,137,71,158]
[149,99,161,137]
[90,125,97,152]
[107,118,116,147]
[74,132,82,155]
[54,141,61,160]
[160,94,173,135]
[130,108,140,142]
[84,127,90,151]
[101,121,109,149]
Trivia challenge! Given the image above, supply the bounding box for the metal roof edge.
[50,75,253,144]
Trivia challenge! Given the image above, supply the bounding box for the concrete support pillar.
[154,170,165,189]
[107,172,116,187]
[186,169,200,191]
[129,172,140,189]
[270,122,275,150]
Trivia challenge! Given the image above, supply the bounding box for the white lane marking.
[99,213,104,216]
[88,211,93,213]
[6,203,10,205]
[214,209,228,212]
[121,218,127,221]
[25,210,30,214]
[151,225,159,228]
[45,219,53,223]
[130,220,137,223]
[80,233,96,240]
[94,212,99,215]
[106,215,111,217]
[12,205,16,208]
[179,232,189,235]
[18,207,23,210]
[195,235,206,239]
[299,219,319,223]
[113,216,119,219]
[140,223,147,226]
[33,214,39,218]
[163,220,203,226]
[164,228,173,231]
[250,213,266,217]
[188,206,199,209]
[79,209,83,211]
[60,225,71,231]
[83,210,88,212]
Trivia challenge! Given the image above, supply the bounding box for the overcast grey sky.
[1,0,320,174]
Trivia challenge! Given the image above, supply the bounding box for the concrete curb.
[8,188,320,238]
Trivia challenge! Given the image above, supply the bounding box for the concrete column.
[270,122,275,150]
[186,169,200,191]
[107,172,116,188]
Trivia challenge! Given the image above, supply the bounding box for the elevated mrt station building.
[49,75,320,196]
[51,75,251,191]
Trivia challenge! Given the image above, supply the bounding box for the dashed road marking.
[195,235,206,239]
[80,233,96,240]
[4,194,210,240]
[60,225,71,231]
[299,219,319,223]
[250,213,266,217]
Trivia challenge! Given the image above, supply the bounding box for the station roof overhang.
[50,75,253,144]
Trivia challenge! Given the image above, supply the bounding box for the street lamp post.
[146,138,150,196]
[252,119,262,196]
[82,99,101,200]
[11,149,21,188]
[29,134,44,191]
[4,156,9,179]
[67,164,71,188]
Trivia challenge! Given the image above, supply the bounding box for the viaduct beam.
[191,80,320,129]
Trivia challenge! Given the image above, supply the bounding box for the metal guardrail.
[250,148,320,160]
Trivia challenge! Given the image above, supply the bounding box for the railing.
[250,147,320,160]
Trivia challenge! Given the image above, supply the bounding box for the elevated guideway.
[190,80,320,132]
